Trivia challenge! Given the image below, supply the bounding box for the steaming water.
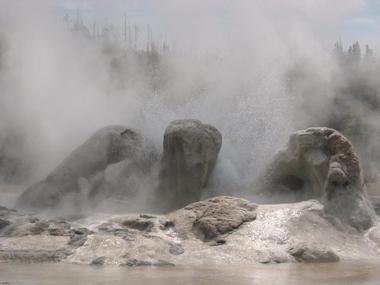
[0,185,21,209]
[1,261,380,285]
[2,188,380,284]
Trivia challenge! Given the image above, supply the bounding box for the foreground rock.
[258,127,377,232]
[288,243,340,263]
[168,196,257,241]
[1,196,379,265]
[15,126,153,212]
[0,205,92,262]
[156,120,222,211]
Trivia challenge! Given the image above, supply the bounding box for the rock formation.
[3,125,379,266]
[1,197,379,265]
[288,243,340,263]
[168,196,257,241]
[155,119,222,211]
[258,127,377,231]
[15,126,150,212]
[90,132,160,204]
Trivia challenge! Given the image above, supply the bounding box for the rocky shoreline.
[1,122,380,266]
[0,196,380,266]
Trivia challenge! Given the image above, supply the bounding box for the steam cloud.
[0,0,378,209]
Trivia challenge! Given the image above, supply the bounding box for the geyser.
[15,126,147,211]
[258,127,377,231]
[155,119,222,211]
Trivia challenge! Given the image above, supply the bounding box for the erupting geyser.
[258,127,377,231]
[1,125,379,266]
[15,126,147,211]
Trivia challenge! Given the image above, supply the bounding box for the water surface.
[1,261,380,285]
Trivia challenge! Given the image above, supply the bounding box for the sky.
[55,0,380,48]
[343,0,380,44]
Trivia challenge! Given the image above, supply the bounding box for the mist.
[0,0,378,211]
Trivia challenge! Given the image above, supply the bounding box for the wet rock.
[97,222,137,240]
[16,126,145,212]
[46,220,71,236]
[0,216,72,237]
[97,222,116,232]
[1,219,46,237]
[69,228,93,247]
[124,258,174,267]
[209,239,226,246]
[140,214,155,219]
[288,244,339,263]
[67,234,130,265]
[191,197,257,241]
[0,249,71,263]
[48,228,66,236]
[122,218,154,232]
[0,219,10,230]
[119,231,137,241]
[259,127,377,231]
[0,235,71,263]
[28,223,47,235]
[160,220,175,230]
[168,243,184,255]
[169,196,257,241]
[1,197,380,266]
[91,256,106,266]
[156,119,222,211]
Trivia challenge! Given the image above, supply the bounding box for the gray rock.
[259,128,335,201]
[2,197,380,266]
[68,228,93,247]
[209,239,227,246]
[124,258,174,267]
[259,127,377,231]
[168,243,184,255]
[1,219,45,237]
[0,249,71,263]
[156,119,222,211]
[169,196,257,241]
[288,244,339,263]
[122,218,154,232]
[0,219,10,230]
[0,216,71,237]
[47,220,71,236]
[15,126,145,212]
[91,135,160,206]
[91,256,106,266]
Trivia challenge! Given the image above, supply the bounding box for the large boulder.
[168,196,258,241]
[15,126,148,212]
[258,127,377,231]
[155,119,222,211]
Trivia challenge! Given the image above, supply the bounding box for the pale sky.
[56,0,380,48]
